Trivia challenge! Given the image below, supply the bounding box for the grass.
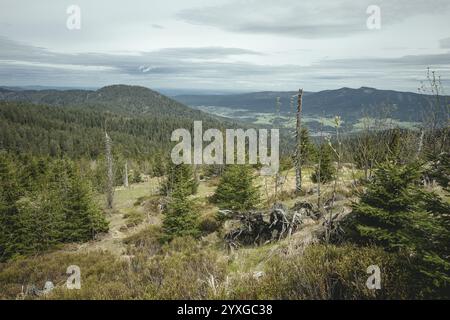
[1,163,442,300]
[111,178,160,210]
[227,244,277,274]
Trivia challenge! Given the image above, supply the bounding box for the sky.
[0,0,450,93]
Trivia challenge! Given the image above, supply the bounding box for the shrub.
[123,209,145,227]
[0,251,129,299]
[199,214,221,234]
[226,244,415,300]
[123,225,163,256]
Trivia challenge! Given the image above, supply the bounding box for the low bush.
[226,244,416,300]
[199,213,221,234]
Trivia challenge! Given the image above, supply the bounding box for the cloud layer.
[178,0,450,39]
[0,0,449,91]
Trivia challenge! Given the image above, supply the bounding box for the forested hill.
[0,85,211,119]
[0,85,235,160]
[174,87,449,121]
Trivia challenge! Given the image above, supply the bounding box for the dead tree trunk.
[105,131,114,209]
[317,120,324,209]
[123,161,129,188]
[295,89,304,194]
[416,129,425,160]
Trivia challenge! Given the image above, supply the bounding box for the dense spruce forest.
[0,85,234,158]
[0,74,449,299]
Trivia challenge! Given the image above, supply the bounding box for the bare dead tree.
[416,129,425,160]
[274,97,282,201]
[105,130,114,209]
[325,116,342,243]
[316,119,324,209]
[419,68,450,158]
[295,89,304,194]
[264,176,271,207]
[123,160,129,188]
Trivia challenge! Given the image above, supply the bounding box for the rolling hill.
[0,85,236,159]
[0,85,212,119]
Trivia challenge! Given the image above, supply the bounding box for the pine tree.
[0,156,109,261]
[345,162,450,297]
[298,127,315,165]
[160,163,198,196]
[0,154,22,260]
[162,168,200,242]
[61,167,109,242]
[131,168,143,183]
[14,192,63,255]
[311,143,335,184]
[212,165,260,211]
[426,151,450,191]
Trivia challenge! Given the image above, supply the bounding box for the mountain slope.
[0,85,210,119]
[0,85,236,159]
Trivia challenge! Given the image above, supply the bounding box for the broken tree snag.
[123,160,129,188]
[295,88,304,194]
[105,130,114,209]
[291,201,319,220]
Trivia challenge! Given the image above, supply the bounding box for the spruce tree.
[345,162,450,297]
[162,169,200,242]
[160,163,198,196]
[212,165,260,211]
[311,143,335,183]
[426,151,450,191]
[299,127,315,165]
[0,156,109,261]
[0,154,22,260]
[61,168,109,242]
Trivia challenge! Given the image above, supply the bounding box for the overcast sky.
[1,0,450,92]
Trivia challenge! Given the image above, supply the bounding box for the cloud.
[440,37,450,48]
[0,36,448,91]
[0,36,262,74]
[177,0,450,38]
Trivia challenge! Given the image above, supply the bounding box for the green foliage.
[297,127,315,166]
[212,165,260,211]
[161,164,200,242]
[162,190,200,242]
[311,143,335,183]
[426,151,450,191]
[345,162,450,297]
[160,163,198,196]
[131,168,143,183]
[0,99,226,166]
[0,154,108,261]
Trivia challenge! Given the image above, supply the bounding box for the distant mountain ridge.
[174,87,449,122]
[0,84,212,119]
